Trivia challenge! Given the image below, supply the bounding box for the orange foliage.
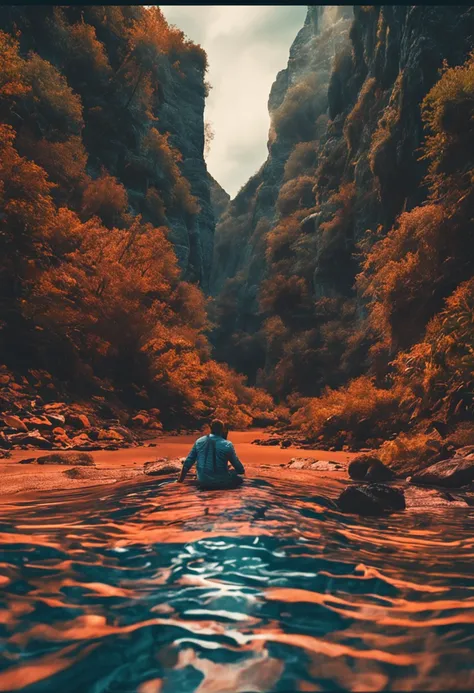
[81,172,129,228]
[25,136,88,191]
[0,30,29,99]
[357,204,447,347]
[0,124,56,253]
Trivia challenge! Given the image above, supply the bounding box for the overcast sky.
[160,5,308,199]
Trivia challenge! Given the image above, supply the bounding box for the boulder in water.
[411,456,474,488]
[338,483,406,515]
[348,454,395,482]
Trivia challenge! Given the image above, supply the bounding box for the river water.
[1,472,474,692]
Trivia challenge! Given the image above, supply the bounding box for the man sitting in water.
[178,419,245,489]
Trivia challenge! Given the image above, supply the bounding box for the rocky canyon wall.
[210,5,474,404]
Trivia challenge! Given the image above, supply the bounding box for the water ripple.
[1,475,474,691]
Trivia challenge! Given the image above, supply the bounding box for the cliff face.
[210,6,353,381]
[208,173,230,220]
[211,5,474,399]
[0,5,264,431]
[0,5,215,289]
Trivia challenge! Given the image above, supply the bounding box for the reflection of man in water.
[178,419,245,489]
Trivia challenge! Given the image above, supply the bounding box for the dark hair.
[210,419,225,436]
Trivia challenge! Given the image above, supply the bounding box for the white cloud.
[160,5,307,198]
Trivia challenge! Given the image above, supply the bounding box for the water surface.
[1,474,474,692]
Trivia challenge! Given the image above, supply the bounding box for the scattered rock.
[43,402,66,411]
[348,454,395,482]
[404,486,470,509]
[280,439,292,448]
[10,431,53,449]
[52,427,67,437]
[338,484,406,515]
[46,413,66,426]
[62,467,102,479]
[2,415,28,432]
[252,438,280,446]
[18,457,36,464]
[0,432,11,449]
[311,460,343,471]
[98,429,124,442]
[143,457,184,475]
[411,457,474,488]
[27,416,52,429]
[286,457,342,471]
[288,457,315,469]
[69,433,92,447]
[424,420,449,437]
[36,452,95,466]
[110,426,134,443]
[455,446,474,459]
[131,413,150,428]
[67,413,91,429]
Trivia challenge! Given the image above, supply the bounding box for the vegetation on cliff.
[0,6,275,434]
[211,6,474,453]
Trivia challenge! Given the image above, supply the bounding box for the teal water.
[1,475,474,692]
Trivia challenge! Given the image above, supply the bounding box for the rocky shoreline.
[0,366,205,458]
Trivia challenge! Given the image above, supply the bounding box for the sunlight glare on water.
[1,475,474,692]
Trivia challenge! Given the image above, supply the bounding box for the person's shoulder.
[223,439,235,448]
[195,435,208,444]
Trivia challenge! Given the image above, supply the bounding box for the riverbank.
[0,430,354,498]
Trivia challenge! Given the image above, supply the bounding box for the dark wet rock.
[143,458,184,476]
[280,439,292,449]
[424,420,450,437]
[411,457,474,488]
[36,452,95,466]
[18,457,36,464]
[252,438,281,446]
[348,454,395,482]
[0,432,11,449]
[338,484,406,515]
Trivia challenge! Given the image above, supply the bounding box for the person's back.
[178,420,245,489]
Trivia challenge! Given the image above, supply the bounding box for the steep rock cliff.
[0,5,215,289]
[210,6,353,381]
[211,5,474,401]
